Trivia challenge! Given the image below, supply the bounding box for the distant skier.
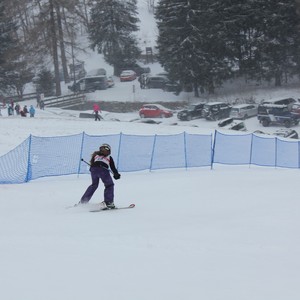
[40,100,45,110]
[15,103,20,115]
[79,143,121,209]
[93,103,101,121]
[23,105,28,115]
[7,105,14,116]
[29,105,35,117]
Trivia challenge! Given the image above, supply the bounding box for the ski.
[90,203,135,212]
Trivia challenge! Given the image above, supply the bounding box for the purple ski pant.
[81,166,114,204]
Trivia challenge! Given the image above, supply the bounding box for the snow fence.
[0,131,299,184]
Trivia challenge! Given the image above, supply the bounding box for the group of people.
[0,100,36,117]
[19,105,36,117]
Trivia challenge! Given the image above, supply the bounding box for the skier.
[29,105,35,117]
[7,105,14,116]
[93,103,101,121]
[23,105,28,115]
[80,143,121,209]
[15,103,20,115]
[40,100,45,110]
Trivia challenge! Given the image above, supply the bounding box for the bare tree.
[147,0,155,13]
[2,0,91,96]
[49,0,61,96]
[54,3,70,83]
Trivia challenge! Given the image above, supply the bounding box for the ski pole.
[81,158,91,166]
[81,158,114,174]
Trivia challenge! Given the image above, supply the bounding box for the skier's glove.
[113,173,121,180]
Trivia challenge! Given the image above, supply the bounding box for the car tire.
[284,120,291,128]
[161,113,166,118]
[243,114,248,120]
[187,115,192,121]
[140,114,145,118]
[262,119,270,127]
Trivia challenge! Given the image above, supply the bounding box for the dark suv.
[202,102,232,120]
[257,103,299,128]
[177,103,205,121]
[145,76,170,89]
[68,76,108,92]
[145,75,181,93]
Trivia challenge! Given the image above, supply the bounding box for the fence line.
[0,131,299,184]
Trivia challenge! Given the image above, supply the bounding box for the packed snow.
[1,1,300,299]
[1,76,300,300]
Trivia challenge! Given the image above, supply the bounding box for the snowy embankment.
[1,167,300,300]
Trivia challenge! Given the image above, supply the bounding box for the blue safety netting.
[1,131,300,184]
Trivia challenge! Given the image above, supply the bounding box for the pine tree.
[156,0,233,95]
[0,0,21,92]
[257,0,300,86]
[88,0,141,75]
[223,0,300,86]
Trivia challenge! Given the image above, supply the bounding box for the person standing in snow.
[15,103,20,115]
[7,105,14,116]
[93,103,101,121]
[80,143,121,209]
[23,105,28,115]
[40,100,45,110]
[29,105,35,117]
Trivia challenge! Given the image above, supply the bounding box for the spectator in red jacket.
[93,103,101,121]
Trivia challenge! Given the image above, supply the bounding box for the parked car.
[230,104,257,119]
[257,103,299,128]
[273,129,298,139]
[260,97,297,106]
[86,68,106,77]
[177,103,205,121]
[202,102,232,120]
[68,76,108,92]
[145,76,170,89]
[164,82,182,95]
[218,117,247,131]
[120,70,137,82]
[120,63,151,76]
[139,104,173,118]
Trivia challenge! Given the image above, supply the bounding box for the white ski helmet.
[99,143,111,155]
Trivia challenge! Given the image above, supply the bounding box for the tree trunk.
[49,0,62,96]
[55,3,70,83]
[193,81,199,97]
[275,71,281,87]
[208,78,215,94]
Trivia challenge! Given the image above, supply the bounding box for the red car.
[120,70,137,82]
[139,104,173,118]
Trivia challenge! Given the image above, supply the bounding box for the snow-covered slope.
[1,3,300,300]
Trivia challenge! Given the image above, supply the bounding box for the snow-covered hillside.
[1,2,300,300]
